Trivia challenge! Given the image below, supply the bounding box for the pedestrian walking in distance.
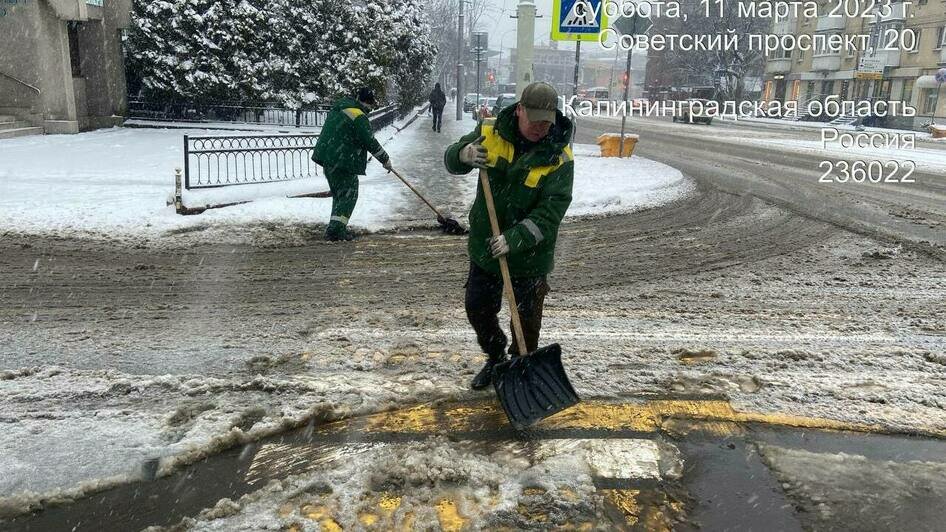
[429,83,447,133]
[443,82,575,390]
[311,87,393,241]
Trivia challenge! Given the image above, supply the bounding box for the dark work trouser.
[325,169,358,237]
[432,107,444,131]
[465,261,550,360]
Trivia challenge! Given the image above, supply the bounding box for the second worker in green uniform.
[312,87,393,241]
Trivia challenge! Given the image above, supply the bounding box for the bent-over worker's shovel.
[388,167,467,235]
[478,169,580,430]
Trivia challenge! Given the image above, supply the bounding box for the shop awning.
[915,75,941,89]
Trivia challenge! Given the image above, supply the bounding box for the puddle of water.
[675,428,803,532]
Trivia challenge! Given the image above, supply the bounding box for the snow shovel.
[388,167,467,235]
[478,169,580,430]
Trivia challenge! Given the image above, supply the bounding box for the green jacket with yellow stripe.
[444,105,574,277]
[312,97,389,176]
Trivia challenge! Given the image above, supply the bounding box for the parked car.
[463,93,479,113]
[492,92,518,116]
[580,87,610,106]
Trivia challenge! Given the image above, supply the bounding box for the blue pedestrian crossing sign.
[551,0,609,42]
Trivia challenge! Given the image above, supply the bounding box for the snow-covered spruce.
[126,0,436,110]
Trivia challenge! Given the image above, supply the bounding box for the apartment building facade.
[762,0,946,130]
[0,0,132,135]
[512,44,578,97]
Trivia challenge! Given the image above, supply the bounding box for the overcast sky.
[476,0,623,57]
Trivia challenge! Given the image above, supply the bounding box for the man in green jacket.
[443,82,574,390]
[312,87,393,241]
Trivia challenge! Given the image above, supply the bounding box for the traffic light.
[487,70,495,83]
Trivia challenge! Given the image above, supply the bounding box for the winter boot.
[470,353,507,390]
[325,228,355,242]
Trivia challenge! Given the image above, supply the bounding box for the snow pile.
[0,364,468,517]
[0,123,689,246]
[151,437,675,530]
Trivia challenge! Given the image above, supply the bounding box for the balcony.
[812,54,842,71]
[816,15,846,32]
[766,58,793,74]
[772,17,795,35]
[871,2,907,23]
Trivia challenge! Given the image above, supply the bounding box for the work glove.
[382,159,393,172]
[459,136,488,168]
[488,235,509,258]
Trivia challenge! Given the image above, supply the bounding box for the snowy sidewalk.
[0,107,690,245]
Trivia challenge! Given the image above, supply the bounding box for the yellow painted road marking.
[435,498,466,531]
[334,398,892,436]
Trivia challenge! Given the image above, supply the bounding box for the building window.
[936,26,945,50]
[814,33,842,56]
[67,22,82,77]
[921,89,937,114]
[901,79,914,105]
[770,46,791,60]
[908,28,921,53]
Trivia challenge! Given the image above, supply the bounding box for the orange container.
[596,133,638,157]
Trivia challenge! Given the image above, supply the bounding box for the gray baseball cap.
[520,82,558,123]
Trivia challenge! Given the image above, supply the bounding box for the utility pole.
[614,13,649,157]
[456,0,465,120]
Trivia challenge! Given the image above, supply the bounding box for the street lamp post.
[472,32,488,120]
[456,0,468,121]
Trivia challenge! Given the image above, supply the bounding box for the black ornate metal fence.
[129,100,332,128]
[184,134,318,189]
[182,105,400,190]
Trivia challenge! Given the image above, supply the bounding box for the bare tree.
[424,0,494,91]
[426,0,459,88]
[651,0,767,100]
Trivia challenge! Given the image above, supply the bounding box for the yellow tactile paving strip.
[318,398,894,438]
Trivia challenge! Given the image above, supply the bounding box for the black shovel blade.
[436,214,469,235]
[492,343,580,430]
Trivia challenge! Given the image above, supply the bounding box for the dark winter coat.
[429,87,447,111]
[312,97,389,176]
[444,105,574,277]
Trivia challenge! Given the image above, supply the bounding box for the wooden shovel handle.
[479,169,528,356]
[388,167,445,218]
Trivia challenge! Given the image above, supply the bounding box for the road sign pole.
[932,69,946,126]
[934,81,942,127]
[572,40,581,98]
[619,46,633,157]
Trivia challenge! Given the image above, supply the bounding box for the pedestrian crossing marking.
[562,0,600,28]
